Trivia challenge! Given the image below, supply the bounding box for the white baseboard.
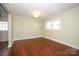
[8,40,14,48]
[14,36,43,41]
[8,36,79,49]
[8,44,12,48]
[8,36,43,47]
[44,37,79,49]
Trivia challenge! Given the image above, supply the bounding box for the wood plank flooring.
[8,37,79,56]
[0,41,8,56]
[0,41,8,51]
[0,48,10,56]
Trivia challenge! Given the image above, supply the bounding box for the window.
[46,22,52,30]
[52,20,61,30]
[0,22,8,31]
[45,18,61,30]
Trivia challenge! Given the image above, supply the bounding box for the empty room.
[0,3,79,56]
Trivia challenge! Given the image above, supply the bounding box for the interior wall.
[8,14,14,47]
[44,7,79,49]
[13,15,44,40]
[0,31,8,42]
[10,7,79,49]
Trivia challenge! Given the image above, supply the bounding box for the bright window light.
[0,22,8,31]
[45,17,61,30]
[46,22,52,30]
[52,20,61,30]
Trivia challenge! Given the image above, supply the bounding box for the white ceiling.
[5,3,79,19]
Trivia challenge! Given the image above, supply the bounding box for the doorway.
[0,4,8,51]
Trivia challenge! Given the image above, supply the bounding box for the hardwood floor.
[0,41,8,51]
[0,41,8,56]
[0,48,10,56]
[8,37,79,56]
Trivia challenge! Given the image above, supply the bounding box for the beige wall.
[44,7,79,49]
[10,7,79,49]
[13,15,44,40]
[8,14,14,47]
